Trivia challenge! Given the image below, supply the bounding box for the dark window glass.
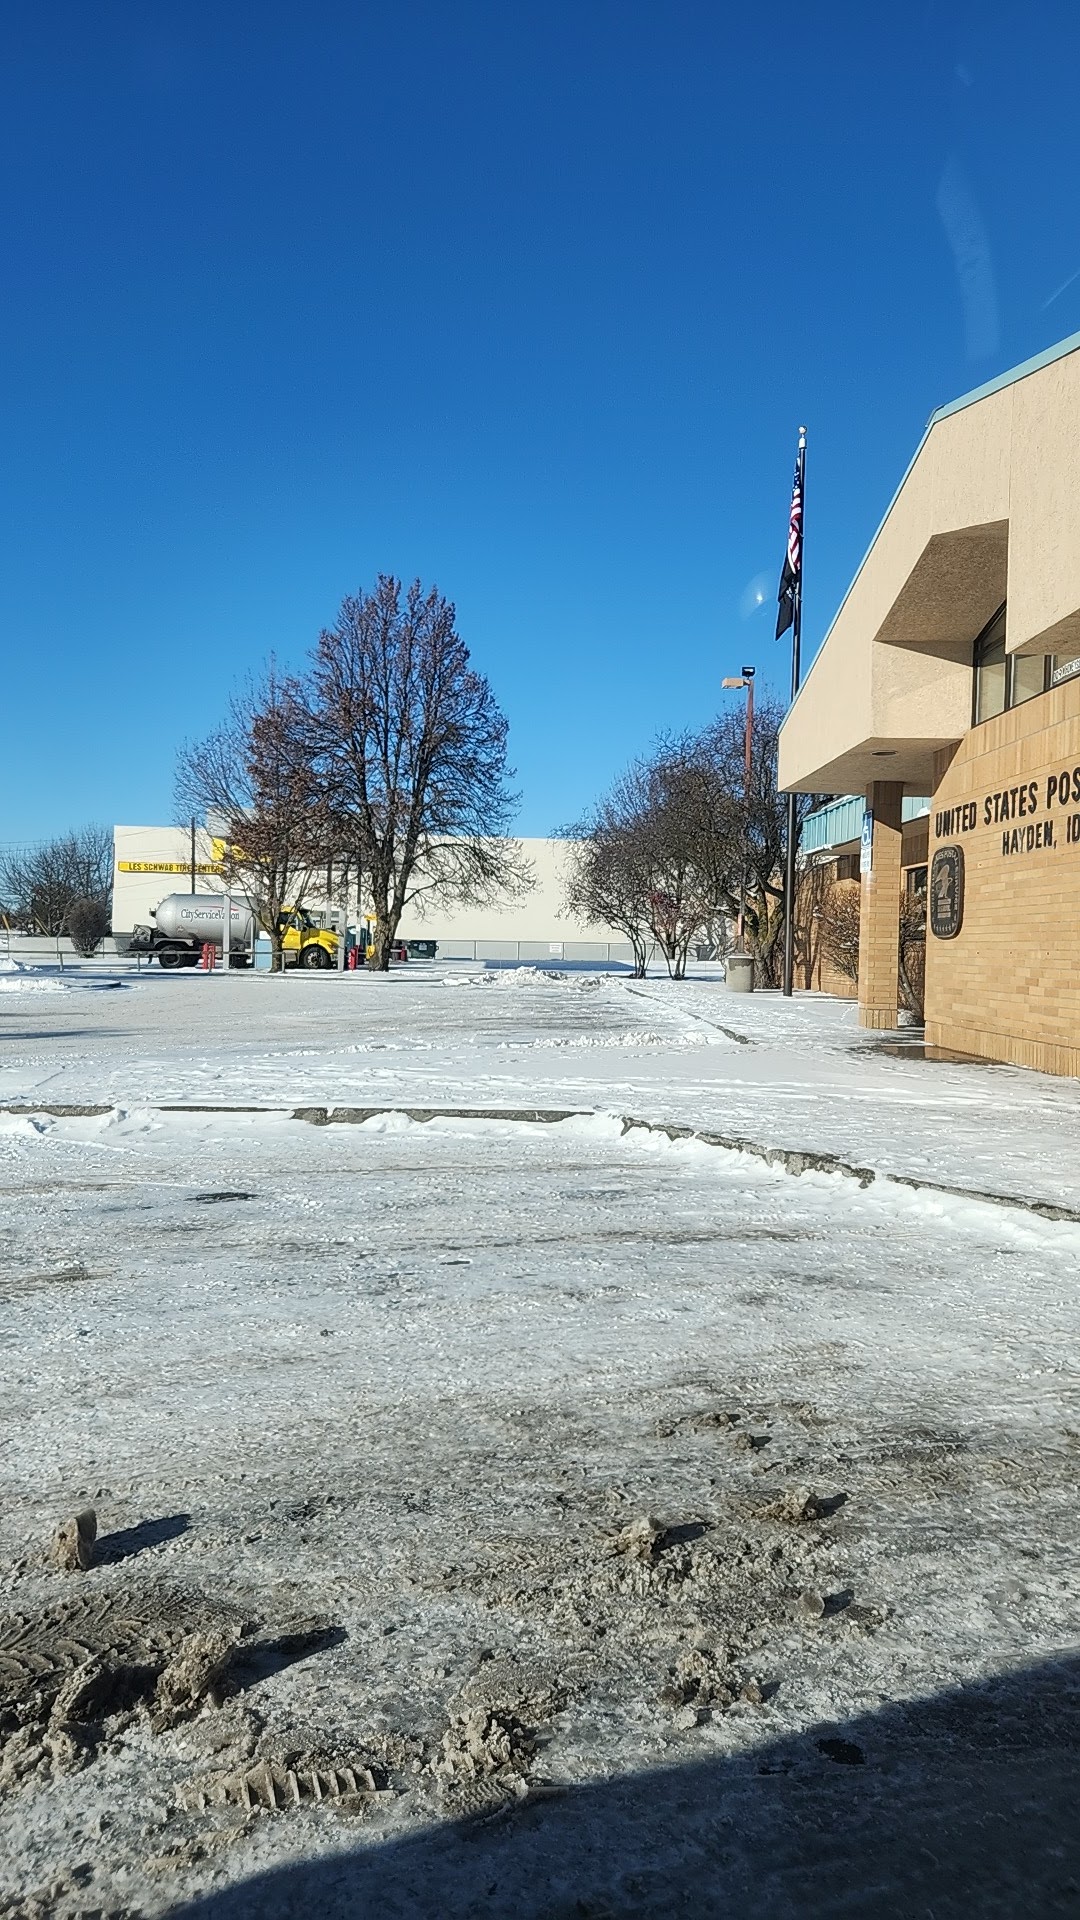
[974,607,1007,722]
[972,606,1052,720]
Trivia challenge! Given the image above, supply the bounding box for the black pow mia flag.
[776,461,803,640]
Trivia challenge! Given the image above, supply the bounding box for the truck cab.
[277,907,339,970]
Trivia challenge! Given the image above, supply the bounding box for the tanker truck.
[128,894,340,970]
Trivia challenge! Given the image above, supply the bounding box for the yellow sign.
[116,861,223,875]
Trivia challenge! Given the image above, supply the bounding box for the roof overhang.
[874,523,1007,651]
[788,739,958,797]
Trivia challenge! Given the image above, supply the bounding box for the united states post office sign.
[930,845,964,939]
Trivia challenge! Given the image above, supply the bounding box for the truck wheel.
[157,946,187,970]
[299,944,330,970]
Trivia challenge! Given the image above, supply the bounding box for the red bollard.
[201,942,215,971]
[347,946,359,970]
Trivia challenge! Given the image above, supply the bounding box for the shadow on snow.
[170,1649,1080,1918]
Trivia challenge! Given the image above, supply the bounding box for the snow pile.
[444,966,600,991]
[0,972,128,995]
[357,1110,417,1134]
[0,1111,49,1137]
[500,1028,732,1051]
[445,966,552,989]
[0,975,73,994]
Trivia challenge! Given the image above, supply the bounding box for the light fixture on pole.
[722,666,755,950]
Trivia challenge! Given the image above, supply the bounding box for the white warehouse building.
[112,825,635,964]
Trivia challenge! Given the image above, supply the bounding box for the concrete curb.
[1,1101,1076,1227]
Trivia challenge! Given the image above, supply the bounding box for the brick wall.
[858,782,905,1029]
[926,677,1080,1074]
[802,870,860,996]
[816,946,860,998]
[800,822,929,1002]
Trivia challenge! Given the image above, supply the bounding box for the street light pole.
[722,666,755,950]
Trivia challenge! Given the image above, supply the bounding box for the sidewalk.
[618,980,1080,1215]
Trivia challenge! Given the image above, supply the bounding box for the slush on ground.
[1,963,1079,1917]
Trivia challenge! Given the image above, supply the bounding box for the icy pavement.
[0,1076,1079,1909]
[0,960,1078,1209]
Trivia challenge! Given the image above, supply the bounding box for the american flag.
[775,461,802,639]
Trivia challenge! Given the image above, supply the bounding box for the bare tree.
[564,700,814,987]
[692,699,815,986]
[560,772,659,979]
[631,752,725,980]
[0,826,112,936]
[817,878,861,983]
[562,743,742,980]
[791,857,830,988]
[819,878,926,1019]
[310,576,531,969]
[643,742,746,977]
[898,891,926,1020]
[66,896,111,956]
[562,832,651,977]
[176,667,329,973]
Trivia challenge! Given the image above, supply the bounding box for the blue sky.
[3,1,1080,844]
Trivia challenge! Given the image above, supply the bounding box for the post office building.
[778,331,1080,1075]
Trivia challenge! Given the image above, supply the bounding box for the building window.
[974,607,1007,722]
[972,604,1052,723]
[906,865,928,897]
[1011,652,1049,706]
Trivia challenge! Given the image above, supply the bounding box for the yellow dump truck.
[275,906,341,969]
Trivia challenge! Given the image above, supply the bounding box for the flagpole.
[781,425,807,998]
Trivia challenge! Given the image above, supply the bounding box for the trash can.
[725,954,755,993]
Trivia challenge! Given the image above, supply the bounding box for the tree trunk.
[270,931,285,973]
[368,914,393,970]
[656,932,679,978]
[367,871,411,971]
[367,891,402,970]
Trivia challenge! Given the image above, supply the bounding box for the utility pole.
[336,853,349,972]
[722,667,755,949]
[190,817,196,894]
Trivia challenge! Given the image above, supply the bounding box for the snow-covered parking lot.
[1,965,1079,1917]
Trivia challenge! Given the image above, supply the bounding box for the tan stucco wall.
[1009,358,1080,659]
[924,678,1080,1074]
[779,341,1080,796]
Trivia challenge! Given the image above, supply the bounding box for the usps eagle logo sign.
[930,845,965,939]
